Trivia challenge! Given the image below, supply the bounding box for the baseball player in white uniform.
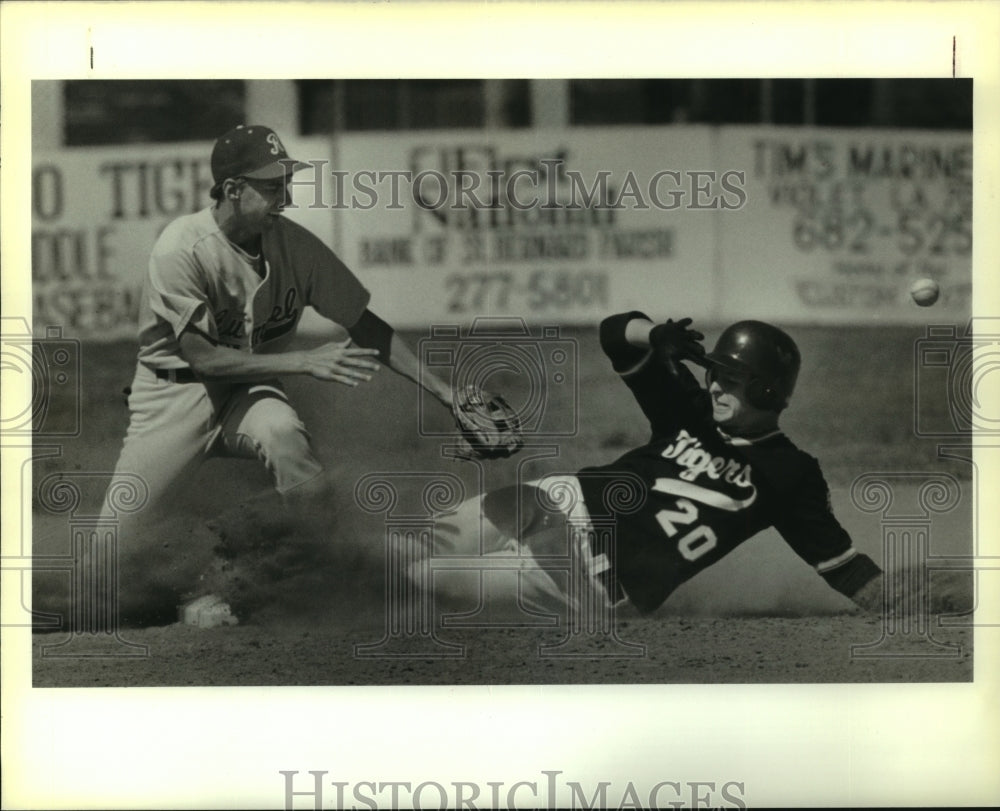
[96,124,454,627]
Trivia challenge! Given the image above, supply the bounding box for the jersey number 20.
[652,485,718,561]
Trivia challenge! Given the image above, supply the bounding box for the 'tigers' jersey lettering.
[661,428,754,488]
[653,477,757,511]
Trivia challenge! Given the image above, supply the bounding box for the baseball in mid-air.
[910,277,940,307]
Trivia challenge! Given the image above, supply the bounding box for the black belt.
[155,367,198,383]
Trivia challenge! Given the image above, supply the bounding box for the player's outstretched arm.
[347,309,453,408]
[384,331,454,407]
[347,309,523,458]
[178,329,381,386]
[347,310,523,457]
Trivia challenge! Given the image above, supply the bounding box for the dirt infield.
[29,326,977,686]
[31,611,973,688]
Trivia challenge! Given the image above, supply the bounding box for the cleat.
[179,594,238,628]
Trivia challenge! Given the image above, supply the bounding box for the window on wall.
[398,80,485,129]
[768,79,806,125]
[570,80,680,125]
[298,79,495,133]
[875,79,972,130]
[691,80,762,124]
[570,79,763,125]
[571,79,641,124]
[297,81,339,134]
[812,79,876,127]
[64,80,245,145]
[498,79,532,128]
[568,78,972,130]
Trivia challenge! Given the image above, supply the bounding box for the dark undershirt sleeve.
[599,311,652,373]
[346,308,394,362]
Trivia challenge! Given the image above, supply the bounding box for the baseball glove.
[451,384,524,460]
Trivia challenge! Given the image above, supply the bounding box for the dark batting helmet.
[705,320,801,411]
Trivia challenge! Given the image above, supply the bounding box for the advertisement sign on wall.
[717,127,972,324]
[30,138,336,339]
[330,127,720,327]
[30,126,972,337]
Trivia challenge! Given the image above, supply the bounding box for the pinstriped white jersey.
[137,208,370,369]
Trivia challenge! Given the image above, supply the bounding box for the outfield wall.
[30,126,971,338]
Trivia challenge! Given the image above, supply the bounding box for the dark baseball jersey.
[576,312,880,614]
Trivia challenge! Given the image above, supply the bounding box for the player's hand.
[300,339,381,385]
[649,317,706,364]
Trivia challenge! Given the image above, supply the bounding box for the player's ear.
[223,178,242,200]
